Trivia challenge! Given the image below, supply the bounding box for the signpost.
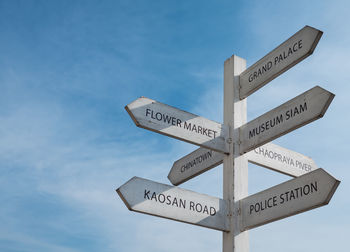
[116,25,340,252]
[117,176,229,231]
[240,168,340,231]
[239,26,323,99]
[125,97,229,153]
[239,86,334,154]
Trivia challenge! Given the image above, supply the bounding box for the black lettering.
[177,119,182,127]
[278,54,283,62]
[202,127,208,136]
[293,42,298,52]
[260,123,265,133]
[155,112,162,121]
[151,192,157,201]
[203,205,209,214]
[144,190,150,199]
[267,61,272,69]
[171,117,176,126]
[195,203,202,213]
[290,159,294,166]
[180,165,185,173]
[151,110,156,119]
[255,202,260,213]
[290,190,296,200]
[250,204,254,214]
[166,195,172,205]
[207,129,213,138]
[197,125,203,135]
[184,121,191,130]
[285,110,291,120]
[249,129,256,139]
[267,198,273,208]
[303,184,310,195]
[210,207,216,216]
[158,193,165,203]
[280,193,285,204]
[288,47,293,57]
[260,201,265,211]
[249,74,253,82]
[191,124,197,133]
[276,114,283,124]
[273,196,277,206]
[283,50,287,59]
[172,197,178,207]
[311,181,318,193]
[179,199,186,209]
[285,191,290,201]
[163,114,172,124]
[189,201,195,211]
[300,102,307,112]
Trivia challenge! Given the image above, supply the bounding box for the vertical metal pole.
[223,55,248,252]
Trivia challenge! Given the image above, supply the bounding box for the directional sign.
[246,142,317,177]
[117,177,229,231]
[239,86,334,154]
[168,142,317,185]
[239,26,323,99]
[125,97,229,153]
[168,148,225,186]
[240,168,340,231]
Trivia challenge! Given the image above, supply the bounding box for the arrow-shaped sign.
[239,26,323,99]
[245,142,318,177]
[125,97,229,153]
[168,142,318,186]
[117,177,229,231]
[168,148,225,186]
[239,86,334,154]
[240,168,340,231]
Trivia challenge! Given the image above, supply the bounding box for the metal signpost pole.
[223,55,248,252]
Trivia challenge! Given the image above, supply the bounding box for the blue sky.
[0,0,349,251]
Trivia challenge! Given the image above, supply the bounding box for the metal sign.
[240,168,340,231]
[246,142,317,177]
[239,26,323,99]
[117,176,229,231]
[125,97,229,153]
[168,148,225,186]
[239,86,334,154]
